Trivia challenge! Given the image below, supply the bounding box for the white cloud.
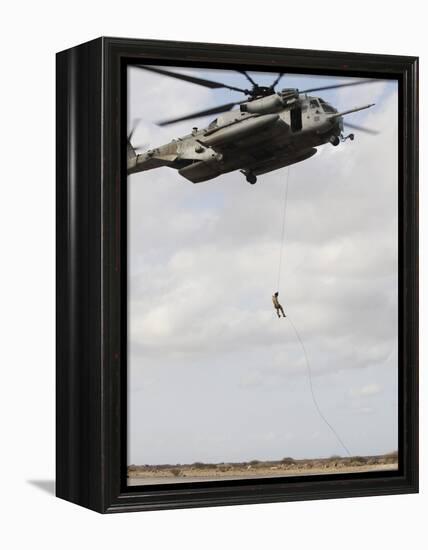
[351,383,382,397]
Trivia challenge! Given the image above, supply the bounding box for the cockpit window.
[208,118,218,129]
[321,103,337,114]
[310,99,320,109]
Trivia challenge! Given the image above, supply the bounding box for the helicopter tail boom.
[127,141,138,171]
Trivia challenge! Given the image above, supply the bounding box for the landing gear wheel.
[246,173,257,185]
[349,133,355,141]
[330,136,340,147]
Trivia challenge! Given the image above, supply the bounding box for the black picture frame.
[56,37,418,513]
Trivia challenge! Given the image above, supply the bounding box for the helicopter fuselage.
[127,92,370,184]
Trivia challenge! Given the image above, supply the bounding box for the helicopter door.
[290,105,302,132]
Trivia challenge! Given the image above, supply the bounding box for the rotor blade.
[128,118,141,141]
[300,79,377,94]
[239,70,258,87]
[134,65,248,94]
[333,103,375,118]
[344,122,379,135]
[157,101,244,126]
[271,72,284,89]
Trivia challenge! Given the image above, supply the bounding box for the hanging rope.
[276,167,290,292]
[287,316,351,457]
[275,166,351,457]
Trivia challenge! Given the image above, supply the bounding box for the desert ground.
[127,452,398,486]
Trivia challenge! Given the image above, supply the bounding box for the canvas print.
[126,64,398,486]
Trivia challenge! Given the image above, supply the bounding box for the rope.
[275,166,351,457]
[276,167,290,292]
[287,316,351,457]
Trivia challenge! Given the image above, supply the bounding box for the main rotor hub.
[249,85,276,99]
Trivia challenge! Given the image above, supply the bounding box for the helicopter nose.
[328,116,341,131]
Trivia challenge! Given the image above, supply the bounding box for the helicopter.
[127,66,378,185]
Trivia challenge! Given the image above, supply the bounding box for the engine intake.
[241,94,284,114]
[240,88,300,114]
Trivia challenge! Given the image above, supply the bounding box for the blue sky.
[127,65,398,466]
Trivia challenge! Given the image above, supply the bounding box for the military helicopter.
[127,66,378,185]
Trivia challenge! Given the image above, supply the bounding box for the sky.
[127,65,398,466]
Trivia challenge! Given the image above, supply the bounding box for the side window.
[310,99,319,109]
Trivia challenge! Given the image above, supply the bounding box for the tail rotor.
[127,118,150,170]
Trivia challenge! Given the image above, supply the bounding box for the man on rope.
[272,292,286,318]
